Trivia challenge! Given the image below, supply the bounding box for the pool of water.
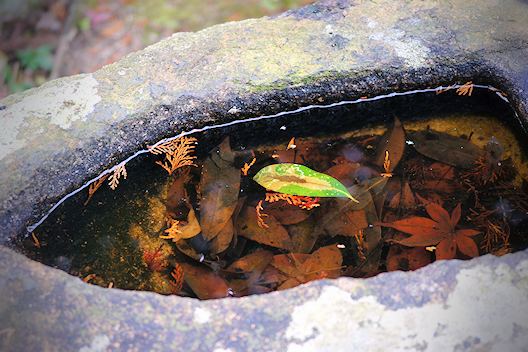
[17,85,528,299]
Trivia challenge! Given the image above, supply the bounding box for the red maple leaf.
[379,203,480,260]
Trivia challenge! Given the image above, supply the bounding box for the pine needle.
[149,137,197,175]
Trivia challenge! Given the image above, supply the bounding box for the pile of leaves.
[138,117,527,299]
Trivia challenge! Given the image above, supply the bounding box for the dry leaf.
[322,208,368,237]
[160,208,201,242]
[388,182,416,209]
[409,130,482,169]
[237,205,292,250]
[374,117,405,172]
[271,245,343,290]
[165,171,190,219]
[266,200,311,225]
[180,263,230,300]
[199,137,241,241]
[226,249,274,274]
[386,245,431,271]
[287,217,319,253]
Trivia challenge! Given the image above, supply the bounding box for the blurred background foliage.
[0,0,312,98]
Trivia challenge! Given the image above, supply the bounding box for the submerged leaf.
[380,217,444,246]
[208,220,234,255]
[227,249,274,274]
[409,130,483,169]
[322,208,368,237]
[180,263,230,300]
[374,117,406,172]
[381,203,480,260]
[271,245,343,290]
[209,197,246,255]
[287,217,319,254]
[253,163,358,202]
[236,205,293,250]
[165,208,201,242]
[266,201,311,225]
[199,137,241,241]
[386,245,431,272]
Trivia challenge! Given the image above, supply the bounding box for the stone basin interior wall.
[0,0,528,351]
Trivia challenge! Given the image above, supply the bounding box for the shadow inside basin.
[14,85,528,299]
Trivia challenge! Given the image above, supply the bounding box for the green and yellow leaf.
[253,163,358,202]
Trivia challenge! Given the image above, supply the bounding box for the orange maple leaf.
[379,203,480,260]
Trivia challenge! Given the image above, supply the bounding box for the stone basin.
[1,0,528,350]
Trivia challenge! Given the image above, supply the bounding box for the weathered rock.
[1,244,527,351]
[1,0,528,241]
[1,0,528,350]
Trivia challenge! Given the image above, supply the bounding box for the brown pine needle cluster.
[456,81,474,96]
[380,150,393,178]
[256,200,269,229]
[84,174,109,205]
[170,264,184,293]
[241,157,256,176]
[354,229,366,261]
[159,218,182,242]
[108,163,127,190]
[31,232,41,248]
[265,192,321,210]
[149,137,197,175]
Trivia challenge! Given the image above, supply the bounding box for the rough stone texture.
[1,245,527,351]
[1,0,528,351]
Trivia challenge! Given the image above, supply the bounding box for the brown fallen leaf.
[237,205,293,250]
[386,245,431,272]
[209,197,246,255]
[160,208,201,242]
[208,219,234,255]
[227,249,274,274]
[180,263,230,300]
[374,117,406,172]
[409,129,482,169]
[272,140,332,169]
[287,217,319,254]
[388,181,416,209]
[322,208,368,237]
[324,161,361,187]
[165,170,190,219]
[225,250,275,296]
[199,137,241,241]
[266,200,311,225]
[259,265,288,288]
[271,245,343,290]
[175,238,203,261]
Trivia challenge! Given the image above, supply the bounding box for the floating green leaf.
[253,163,358,202]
